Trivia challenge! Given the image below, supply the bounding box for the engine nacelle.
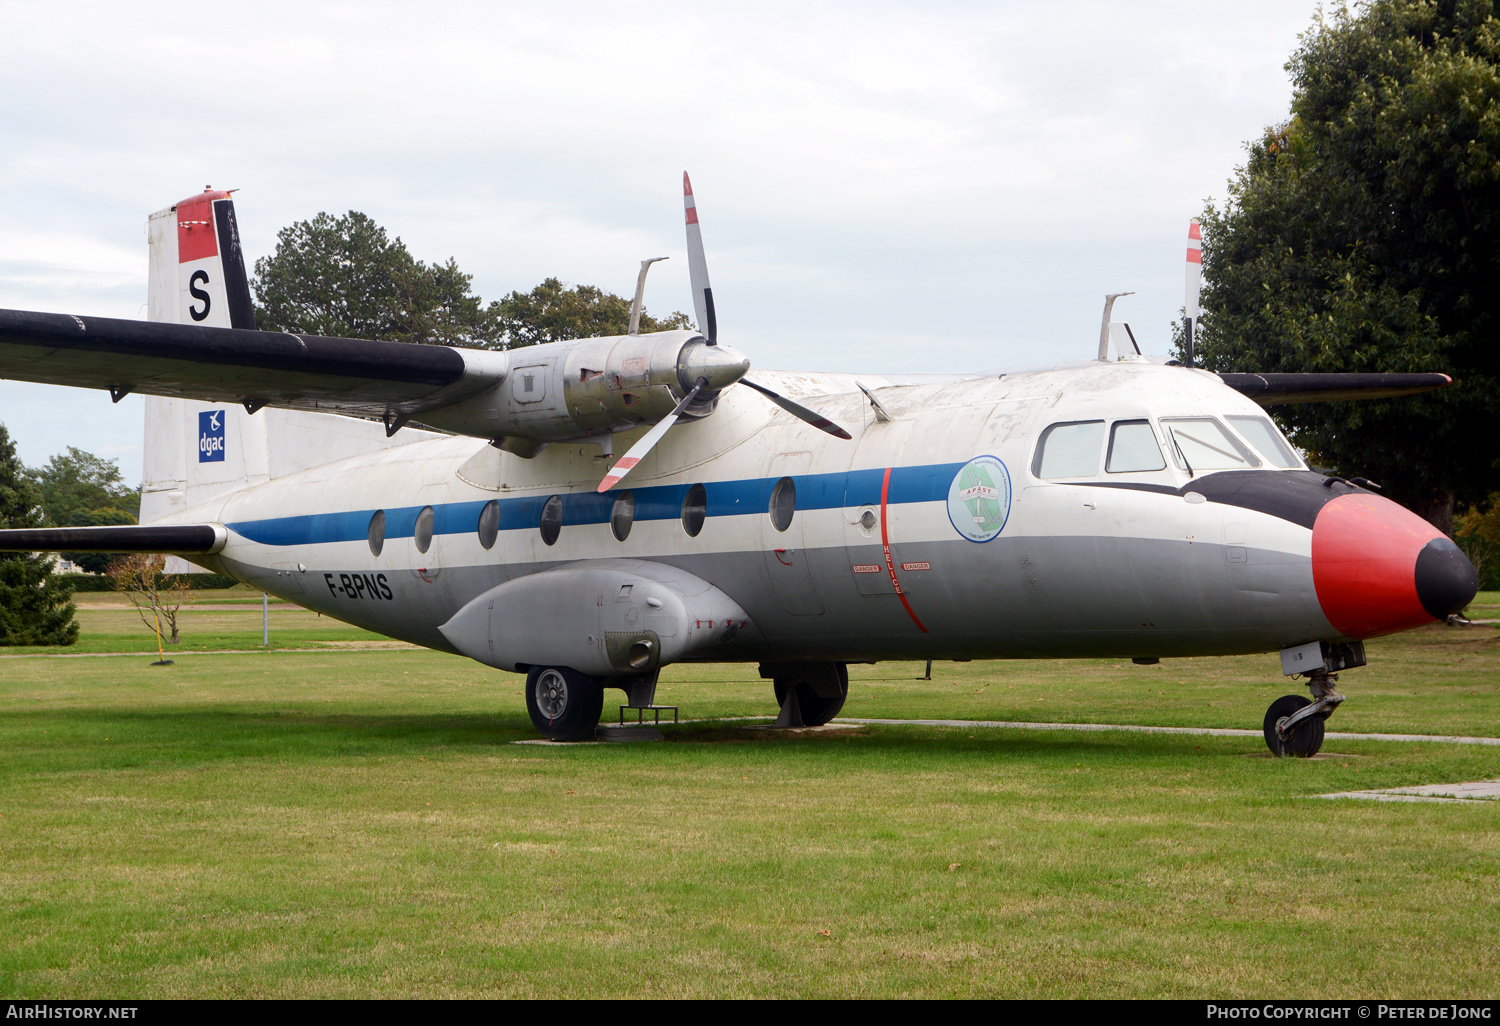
[437,559,761,676]
[415,329,748,455]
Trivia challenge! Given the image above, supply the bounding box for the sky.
[0,0,1321,486]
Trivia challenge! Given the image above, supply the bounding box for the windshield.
[1225,415,1304,469]
[1161,417,1261,472]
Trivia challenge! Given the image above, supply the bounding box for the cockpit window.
[1161,417,1261,472]
[1106,420,1166,473]
[1226,415,1304,469]
[1033,420,1105,478]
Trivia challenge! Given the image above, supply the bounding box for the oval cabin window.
[769,476,796,532]
[477,500,500,550]
[539,495,563,546]
[681,484,707,538]
[611,490,635,542]
[414,505,435,554]
[367,509,386,557]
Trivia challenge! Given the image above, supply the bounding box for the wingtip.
[683,171,693,196]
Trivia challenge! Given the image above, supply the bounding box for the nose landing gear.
[1264,669,1344,758]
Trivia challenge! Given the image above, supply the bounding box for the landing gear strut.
[761,662,849,727]
[1263,668,1344,758]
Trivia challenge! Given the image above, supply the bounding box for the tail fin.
[139,189,433,560]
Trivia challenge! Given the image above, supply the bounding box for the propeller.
[1184,218,1202,367]
[595,174,851,492]
[597,378,709,493]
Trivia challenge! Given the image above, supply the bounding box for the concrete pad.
[738,722,862,734]
[1316,779,1500,803]
[836,717,1500,746]
[596,725,664,743]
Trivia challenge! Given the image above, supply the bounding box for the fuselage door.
[758,451,825,616]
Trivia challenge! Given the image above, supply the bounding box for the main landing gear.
[762,662,849,727]
[524,666,663,741]
[1264,642,1363,758]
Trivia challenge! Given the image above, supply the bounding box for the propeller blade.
[739,378,852,439]
[683,171,717,344]
[1184,217,1202,367]
[597,378,708,492]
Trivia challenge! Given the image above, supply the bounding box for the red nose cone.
[1312,493,1477,639]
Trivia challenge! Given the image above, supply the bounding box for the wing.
[0,524,225,554]
[1218,372,1452,405]
[0,308,506,432]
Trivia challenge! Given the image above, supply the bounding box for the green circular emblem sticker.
[947,456,1012,542]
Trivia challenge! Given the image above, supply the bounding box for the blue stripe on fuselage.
[224,463,968,546]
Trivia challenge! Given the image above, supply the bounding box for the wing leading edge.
[1218,372,1453,405]
[0,308,506,430]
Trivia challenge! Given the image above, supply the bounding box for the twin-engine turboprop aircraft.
[0,180,1479,756]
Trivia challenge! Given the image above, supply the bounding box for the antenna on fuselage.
[1098,292,1135,361]
[628,257,670,335]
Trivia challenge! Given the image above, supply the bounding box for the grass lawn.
[0,596,1496,997]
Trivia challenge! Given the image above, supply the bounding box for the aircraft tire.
[1263,694,1325,758]
[773,665,848,727]
[526,666,604,741]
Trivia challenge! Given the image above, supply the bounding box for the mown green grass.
[0,603,1496,998]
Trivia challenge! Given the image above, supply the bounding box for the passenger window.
[1033,421,1106,478]
[1107,421,1166,473]
[477,500,499,550]
[681,484,707,538]
[539,495,563,546]
[414,505,435,554]
[610,490,635,542]
[1226,415,1303,469]
[367,509,386,557]
[1161,418,1261,471]
[769,477,796,532]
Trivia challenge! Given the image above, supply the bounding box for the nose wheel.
[1263,669,1344,758]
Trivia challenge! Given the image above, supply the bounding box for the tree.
[252,211,692,350]
[107,553,187,646]
[252,211,506,348]
[1188,0,1500,535]
[63,506,137,575]
[27,447,139,525]
[0,423,78,646]
[493,277,690,348]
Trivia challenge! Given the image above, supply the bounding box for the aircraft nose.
[1312,492,1478,639]
[1415,536,1480,619]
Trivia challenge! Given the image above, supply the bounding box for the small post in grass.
[922,659,932,681]
[150,608,173,667]
[263,592,269,648]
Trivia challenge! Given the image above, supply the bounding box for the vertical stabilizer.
[139,189,434,570]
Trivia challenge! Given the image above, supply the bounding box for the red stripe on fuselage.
[881,467,928,633]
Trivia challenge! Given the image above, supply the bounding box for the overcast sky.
[0,0,1320,485]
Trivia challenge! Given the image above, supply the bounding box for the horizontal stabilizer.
[0,308,504,427]
[1219,372,1452,405]
[0,524,227,554]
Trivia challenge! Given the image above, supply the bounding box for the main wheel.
[773,665,849,727]
[1263,694,1325,758]
[526,666,604,741]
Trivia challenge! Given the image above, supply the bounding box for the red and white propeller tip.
[684,172,717,345]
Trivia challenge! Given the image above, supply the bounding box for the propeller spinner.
[596,174,850,492]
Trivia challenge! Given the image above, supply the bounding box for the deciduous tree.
[1188,0,1500,535]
